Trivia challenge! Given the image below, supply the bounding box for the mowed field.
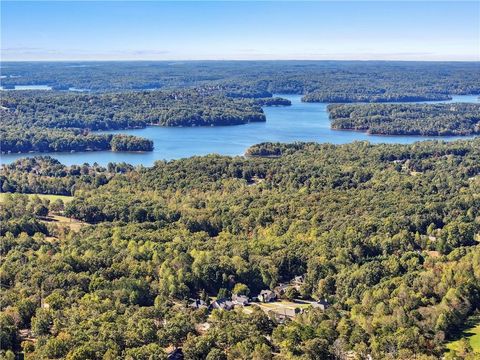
[445,314,480,353]
[0,193,74,203]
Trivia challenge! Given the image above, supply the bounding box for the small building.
[232,294,249,306]
[258,289,276,303]
[189,299,208,310]
[269,307,303,323]
[293,275,305,285]
[210,298,235,311]
[311,299,330,311]
[291,275,306,290]
[274,283,290,297]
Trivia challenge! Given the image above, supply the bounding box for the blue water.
[0,85,52,91]
[1,94,478,166]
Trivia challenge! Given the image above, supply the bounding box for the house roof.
[312,299,330,308]
[189,299,207,308]
[212,298,235,309]
[232,294,249,304]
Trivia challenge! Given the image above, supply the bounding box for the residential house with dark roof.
[311,299,330,311]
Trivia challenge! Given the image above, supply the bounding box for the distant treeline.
[1,61,479,102]
[327,103,480,136]
[303,91,451,103]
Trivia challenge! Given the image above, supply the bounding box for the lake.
[0,85,53,91]
[1,94,478,166]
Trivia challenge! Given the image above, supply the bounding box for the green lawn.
[445,314,480,353]
[0,192,74,203]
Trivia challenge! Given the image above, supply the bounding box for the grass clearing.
[257,300,313,313]
[42,215,87,232]
[445,314,480,353]
[0,192,74,203]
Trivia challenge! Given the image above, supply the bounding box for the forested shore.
[0,90,289,154]
[1,139,480,359]
[2,61,480,155]
[327,103,480,136]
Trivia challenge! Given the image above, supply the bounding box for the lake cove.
[1,94,478,166]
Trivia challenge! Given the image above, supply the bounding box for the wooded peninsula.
[328,103,480,136]
[1,90,289,154]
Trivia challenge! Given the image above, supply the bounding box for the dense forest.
[1,139,480,359]
[1,90,288,154]
[327,103,480,136]
[2,61,479,102]
[0,157,133,196]
[303,91,451,103]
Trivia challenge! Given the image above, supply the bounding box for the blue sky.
[1,1,479,61]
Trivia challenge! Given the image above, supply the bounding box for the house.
[291,275,306,290]
[311,299,330,311]
[258,289,276,303]
[232,294,249,306]
[293,275,305,285]
[210,298,235,311]
[269,307,303,323]
[189,299,208,310]
[274,283,290,297]
[281,307,303,318]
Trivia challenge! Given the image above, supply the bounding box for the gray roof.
[260,289,274,295]
[211,298,235,310]
[311,299,330,309]
[232,294,249,305]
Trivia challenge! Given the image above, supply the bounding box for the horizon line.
[1,58,479,63]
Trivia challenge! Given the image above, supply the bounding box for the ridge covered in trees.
[1,61,479,102]
[327,103,480,136]
[1,139,480,359]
